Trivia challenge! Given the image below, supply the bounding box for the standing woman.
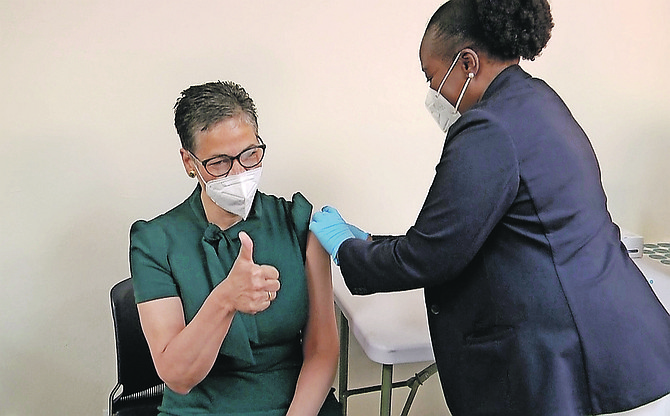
[310,1,670,415]
[130,81,340,415]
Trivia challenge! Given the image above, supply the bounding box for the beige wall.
[1,1,668,415]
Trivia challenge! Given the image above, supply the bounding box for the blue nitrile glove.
[347,223,370,241]
[314,206,370,241]
[309,206,356,264]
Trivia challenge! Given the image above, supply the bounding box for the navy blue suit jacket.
[338,65,670,416]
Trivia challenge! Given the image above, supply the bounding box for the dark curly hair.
[174,81,258,153]
[426,0,554,61]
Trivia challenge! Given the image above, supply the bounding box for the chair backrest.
[110,278,163,398]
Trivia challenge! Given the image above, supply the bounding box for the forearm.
[141,284,236,394]
[287,345,339,416]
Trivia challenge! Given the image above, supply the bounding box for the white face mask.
[424,51,473,133]
[425,85,460,133]
[195,166,263,220]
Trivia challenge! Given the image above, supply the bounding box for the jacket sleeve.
[339,111,520,294]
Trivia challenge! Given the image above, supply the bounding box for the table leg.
[338,311,350,416]
[400,363,438,416]
[380,364,393,416]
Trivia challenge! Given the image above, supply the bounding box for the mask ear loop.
[453,72,474,114]
[188,151,207,185]
[436,51,463,96]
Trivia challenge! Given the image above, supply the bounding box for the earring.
[188,170,196,178]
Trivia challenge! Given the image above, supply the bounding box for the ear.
[459,48,480,77]
[180,148,197,179]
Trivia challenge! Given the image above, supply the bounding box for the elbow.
[156,367,199,395]
[326,339,340,363]
[166,382,193,396]
[162,375,198,395]
[314,328,340,360]
[306,336,340,371]
[324,344,340,383]
[149,348,211,395]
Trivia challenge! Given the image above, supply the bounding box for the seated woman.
[129,81,340,415]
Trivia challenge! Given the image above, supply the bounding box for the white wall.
[0,1,668,415]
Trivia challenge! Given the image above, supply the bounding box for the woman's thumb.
[237,231,254,263]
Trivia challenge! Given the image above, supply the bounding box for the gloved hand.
[347,223,371,241]
[313,206,370,240]
[310,206,360,263]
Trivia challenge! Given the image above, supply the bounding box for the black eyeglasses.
[190,136,266,177]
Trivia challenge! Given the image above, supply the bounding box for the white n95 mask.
[196,166,263,220]
[424,51,473,133]
[425,87,461,133]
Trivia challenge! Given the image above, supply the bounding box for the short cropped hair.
[174,81,258,152]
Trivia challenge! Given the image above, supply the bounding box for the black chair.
[109,278,164,416]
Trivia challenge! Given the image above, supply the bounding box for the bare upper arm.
[137,297,186,356]
[303,232,338,346]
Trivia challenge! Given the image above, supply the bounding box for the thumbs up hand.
[217,231,280,315]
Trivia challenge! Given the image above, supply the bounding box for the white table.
[332,265,436,416]
[633,252,670,313]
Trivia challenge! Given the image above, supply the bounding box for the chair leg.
[109,383,121,416]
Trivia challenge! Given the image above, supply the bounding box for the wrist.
[332,236,353,265]
[348,224,369,241]
[212,280,237,315]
